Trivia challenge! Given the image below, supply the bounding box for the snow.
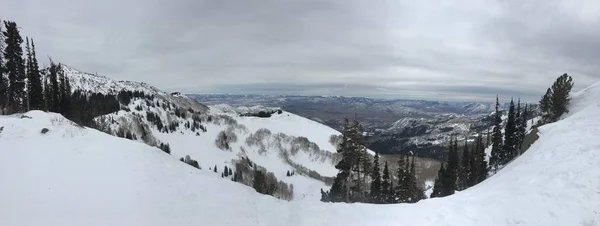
[2,81,600,225]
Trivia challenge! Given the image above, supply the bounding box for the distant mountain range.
[190,94,538,159]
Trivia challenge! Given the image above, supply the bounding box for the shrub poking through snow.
[179,155,200,169]
[40,128,49,134]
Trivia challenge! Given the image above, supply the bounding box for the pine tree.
[229,167,232,176]
[3,21,26,113]
[224,166,229,177]
[459,139,470,191]
[381,161,392,203]
[431,163,445,198]
[28,39,43,110]
[393,155,408,203]
[514,99,522,150]
[327,118,366,203]
[468,134,488,187]
[489,96,504,171]
[47,61,60,112]
[406,155,423,203]
[369,153,382,203]
[0,23,6,114]
[214,165,217,173]
[540,74,574,123]
[25,37,32,111]
[504,98,517,163]
[445,138,458,193]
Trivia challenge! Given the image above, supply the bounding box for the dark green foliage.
[381,161,392,203]
[468,134,488,187]
[47,62,61,113]
[25,38,43,110]
[40,128,49,134]
[224,166,229,177]
[458,139,470,191]
[0,23,5,114]
[253,168,270,195]
[3,21,26,113]
[159,143,170,154]
[447,138,458,192]
[69,90,120,126]
[503,98,517,163]
[214,165,217,173]
[228,167,232,176]
[326,118,353,202]
[431,138,459,198]
[540,73,574,123]
[489,96,504,171]
[431,163,446,198]
[369,153,382,203]
[180,155,200,169]
[286,170,291,177]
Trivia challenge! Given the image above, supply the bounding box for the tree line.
[320,118,425,204]
[324,74,574,202]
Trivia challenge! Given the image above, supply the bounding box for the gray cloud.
[2,0,599,102]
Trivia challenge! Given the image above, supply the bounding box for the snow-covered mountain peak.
[60,64,162,95]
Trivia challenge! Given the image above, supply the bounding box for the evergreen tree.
[540,74,574,123]
[228,167,232,176]
[327,118,352,202]
[43,75,50,111]
[3,21,26,113]
[214,165,217,173]
[0,23,6,114]
[28,39,43,110]
[459,139,470,191]
[47,61,60,112]
[503,98,517,163]
[445,138,458,193]
[25,37,32,110]
[431,163,445,198]
[514,99,522,150]
[406,155,423,203]
[468,134,488,187]
[393,155,408,203]
[253,169,268,194]
[369,153,382,203]
[224,166,229,177]
[326,118,367,203]
[489,96,504,171]
[381,161,392,203]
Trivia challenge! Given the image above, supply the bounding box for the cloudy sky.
[2,0,600,101]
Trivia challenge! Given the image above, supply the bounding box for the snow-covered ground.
[2,82,600,225]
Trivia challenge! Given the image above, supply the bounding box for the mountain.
[190,94,529,159]
[53,65,349,200]
[1,80,598,225]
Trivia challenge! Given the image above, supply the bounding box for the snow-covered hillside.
[55,66,345,200]
[2,80,599,225]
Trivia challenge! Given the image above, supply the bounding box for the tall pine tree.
[48,61,60,113]
[489,96,504,171]
[0,22,6,114]
[369,153,382,203]
[503,98,517,163]
[327,118,353,202]
[3,21,26,113]
[381,161,392,203]
[447,138,458,194]
[459,139,470,191]
[27,39,43,110]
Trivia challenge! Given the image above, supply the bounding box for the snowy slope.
[2,81,599,226]
[56,66,342,200]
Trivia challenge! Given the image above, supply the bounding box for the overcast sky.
[2,0,600,101]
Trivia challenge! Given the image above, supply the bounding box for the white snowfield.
[2,81,600,226]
